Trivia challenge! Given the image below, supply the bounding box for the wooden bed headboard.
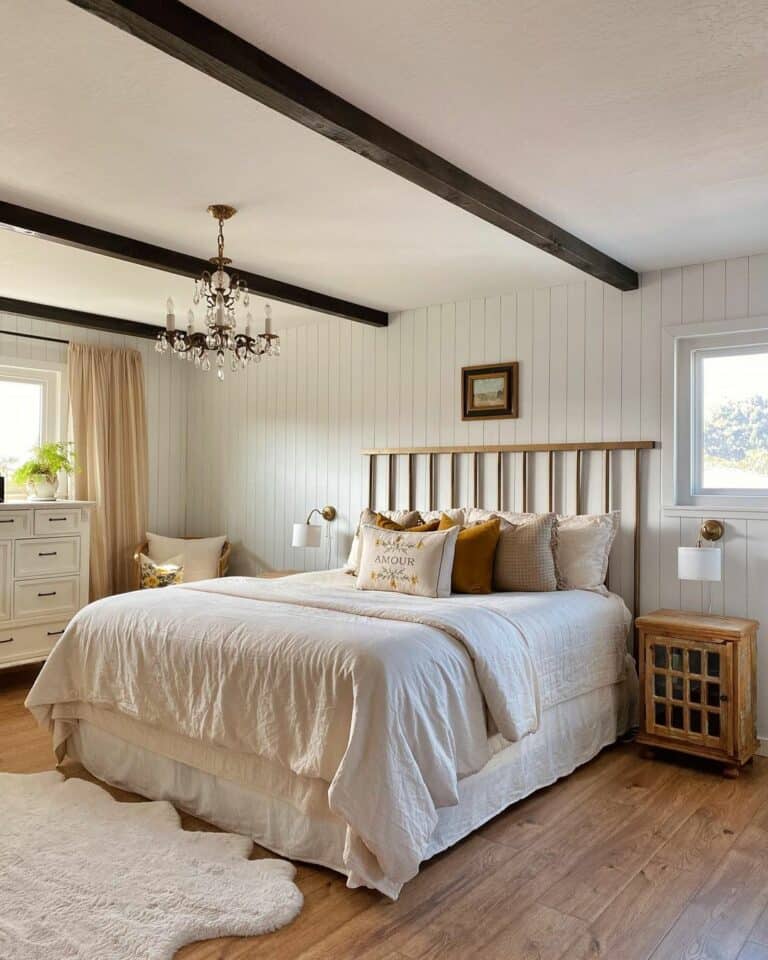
[361,440,657,624]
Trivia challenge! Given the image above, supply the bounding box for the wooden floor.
[4,667,768,960]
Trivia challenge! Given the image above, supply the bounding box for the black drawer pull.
[37,591,57,597]
[0,637,13,644]
[47,629,64,637]
[38,551,57,557]
[48,517,67,522]
[0,519,14,524]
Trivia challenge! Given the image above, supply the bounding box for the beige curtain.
[68,343,148,599]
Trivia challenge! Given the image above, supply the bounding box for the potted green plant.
[12,442,75,501]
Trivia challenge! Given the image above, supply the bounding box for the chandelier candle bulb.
[166,298,175,331]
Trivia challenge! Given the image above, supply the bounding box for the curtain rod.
[0,329,69,346]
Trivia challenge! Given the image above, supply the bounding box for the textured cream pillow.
[555,512,619,592]
[343,509,422,574]
[493,514,558,592]
[147,533,226,583]
[356,524,459,598]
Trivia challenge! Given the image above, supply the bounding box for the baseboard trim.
[757,738,768,758]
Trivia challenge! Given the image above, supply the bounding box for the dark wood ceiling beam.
[0,202,388,328]
[67,0,638,292]
[0,296,160,340]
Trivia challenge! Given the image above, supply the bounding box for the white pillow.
[554,512,619,592]
[342,509,422,574]
[420,507,466,525]
[465,507,536,526]
[147,532,226,583]
[356,524,459,598]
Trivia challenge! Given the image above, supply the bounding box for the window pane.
[699,348,768,492]
[689,708,702,733]
[688,650,702,674]
[0,379,43,495]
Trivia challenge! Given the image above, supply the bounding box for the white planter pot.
[27,477,58,501]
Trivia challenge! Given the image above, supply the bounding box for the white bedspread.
[27,573,629,896]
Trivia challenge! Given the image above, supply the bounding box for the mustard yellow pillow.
[438,514,500,594]
[376,514,439,532]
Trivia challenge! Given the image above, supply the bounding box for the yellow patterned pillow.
[139,553,184,589]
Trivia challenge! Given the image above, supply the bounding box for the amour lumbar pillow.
[147,533,226,583]
[355,524,459,598]
[343,508,423,574]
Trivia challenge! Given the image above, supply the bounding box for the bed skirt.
[64,661,637,897]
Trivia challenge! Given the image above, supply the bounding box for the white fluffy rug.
[0,771,303,960]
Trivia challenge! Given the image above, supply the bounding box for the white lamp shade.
[678,546,721,582]
[292,522,322,548]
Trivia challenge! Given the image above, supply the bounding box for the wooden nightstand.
[635,610,758,777]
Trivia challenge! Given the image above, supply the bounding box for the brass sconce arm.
[304,506,337,524]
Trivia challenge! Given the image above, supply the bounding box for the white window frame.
[0,357,68,498]
[663,315,768,514]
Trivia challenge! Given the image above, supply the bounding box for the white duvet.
[27,572,629,897]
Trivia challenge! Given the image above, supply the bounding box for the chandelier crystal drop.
[155,204,280,381]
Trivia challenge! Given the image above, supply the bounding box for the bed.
[26,569,636,898]
[26,440,652,898]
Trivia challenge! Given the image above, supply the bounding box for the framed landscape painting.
[461,362,519,420]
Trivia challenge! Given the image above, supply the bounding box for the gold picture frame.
[461,362,519,420]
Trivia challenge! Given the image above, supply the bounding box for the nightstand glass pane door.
[645,634,732,754]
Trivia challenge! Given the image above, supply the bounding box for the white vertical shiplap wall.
[185,251,768,740]
[0,310,189,535]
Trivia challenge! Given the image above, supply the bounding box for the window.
[0,361,65,499]
[673,327,768,509]
[694,344,768,495]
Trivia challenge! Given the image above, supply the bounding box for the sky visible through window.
[0,379,43,489]
[700,348,768,490]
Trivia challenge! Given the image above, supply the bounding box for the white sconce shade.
[292,523,322,548]
[678,546,721,582]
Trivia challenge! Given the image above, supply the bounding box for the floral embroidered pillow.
[355,524,459,598]
[139,553,184,589]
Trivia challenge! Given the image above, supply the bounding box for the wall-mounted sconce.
[291,505,337,548]
[678,519,724,613]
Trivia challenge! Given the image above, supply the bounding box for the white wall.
[185,251,768,742]
[6,257,767,737]
[0,309,189,536]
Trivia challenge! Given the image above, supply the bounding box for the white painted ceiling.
[0,229,321,331]
[1,0,767,329]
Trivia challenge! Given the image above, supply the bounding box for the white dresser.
[0,500,93,669]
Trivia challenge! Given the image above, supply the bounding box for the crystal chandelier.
[155,204,280,380]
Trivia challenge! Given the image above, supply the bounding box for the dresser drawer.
[13,576,79,620]
[0,620,69,666]
[15,537,80,578]
[0,511,31,538]
[33,508,81,537]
